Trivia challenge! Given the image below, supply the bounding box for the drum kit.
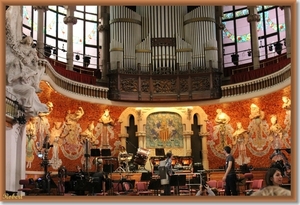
[115,153,133,172]
[114,147,150,172]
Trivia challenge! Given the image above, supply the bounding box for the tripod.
[114,161,126,173]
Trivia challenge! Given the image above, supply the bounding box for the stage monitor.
[155,148,165,156]
[91,149,100,157]
[101,149,111,157]
[193,162,204,172]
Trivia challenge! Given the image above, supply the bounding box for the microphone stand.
[125,140,138,172]
[126,140,137,149]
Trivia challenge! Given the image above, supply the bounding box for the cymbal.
[120,153,133,157]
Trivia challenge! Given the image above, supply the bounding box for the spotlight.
[247,50,251,57]
[231,54,239,66]
[84,56,91,67]
[268,45,273,51]
[38,151,43,158]
[274,42,282,55]
[53,48,57,55]
[44,45,52,57]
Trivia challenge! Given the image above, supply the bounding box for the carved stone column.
[183,131,193,156]
[247,6,260,70]
[136,131,146,148]
[280,6,291,58]
[98,6,109,82]
[5,124,26,194]
[33,6,48,59]
[64,6,77,71]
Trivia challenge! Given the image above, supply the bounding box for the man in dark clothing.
[222,146,238,196]
[160,151,173,195]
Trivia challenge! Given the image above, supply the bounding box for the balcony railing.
[40,57,291,102]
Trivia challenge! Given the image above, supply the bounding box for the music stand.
[155,148,165,156]
[101,148,114,195]
[148,178,161,196]
[101,149,111,157]
[91,149,100,157]
[141,172,152,181]
[170,174,186,196]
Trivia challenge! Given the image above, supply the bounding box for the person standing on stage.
[222,146,238,196]
[163,151,174,195]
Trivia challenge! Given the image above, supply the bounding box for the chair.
[17,179,38,196]
[112,182,124,195]
[207,180,217,188]
[244,173,254,191]
[216,180,225,195]
[252,179,264,191]
[136,181,152,196]
[179,185,191,195]
[244,179,264,195]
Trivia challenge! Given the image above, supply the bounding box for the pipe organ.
[108,6,222,102]
[109,6,217,71]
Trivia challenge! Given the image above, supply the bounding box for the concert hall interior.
[5,5,293,198]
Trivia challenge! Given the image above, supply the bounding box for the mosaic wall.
[25,81,291,172]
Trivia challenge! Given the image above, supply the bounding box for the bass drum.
[134,148,150,166]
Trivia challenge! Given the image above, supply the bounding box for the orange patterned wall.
[201,86,291,169]
[28,81,291,172]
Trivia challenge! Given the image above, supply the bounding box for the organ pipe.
[109,6,217,71]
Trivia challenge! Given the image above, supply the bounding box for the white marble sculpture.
[6,6,48,118]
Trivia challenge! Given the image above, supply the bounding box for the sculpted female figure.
[232,122,250,165]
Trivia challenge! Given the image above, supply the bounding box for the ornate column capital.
[279,6,291,10]
[217,23,225,30]
[63,16,77,25]
[183,131,193,137]
[247,14,260,23]
[98,24,109,32]
[33,6,48,12]
[118,134,129,138]
[136,131,146,137]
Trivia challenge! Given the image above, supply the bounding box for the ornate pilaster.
[63,6,77,70]
[33,6,48,58]
[199,132,209,170]
[247,7,260,70]
[136,131,146,148]
[183,131,193,156]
